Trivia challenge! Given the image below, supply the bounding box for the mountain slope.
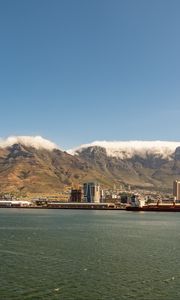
[0,143,106,194]
[69,142,180,191]
[1,137,180,194]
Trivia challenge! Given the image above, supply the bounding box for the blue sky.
[0,0,180,149]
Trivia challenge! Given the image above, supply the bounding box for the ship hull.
[126,206,180,212]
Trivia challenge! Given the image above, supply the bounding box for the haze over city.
[0,0,180,148]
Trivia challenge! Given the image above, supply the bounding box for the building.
[173,180,180,200]
[0,200,31,208]
[70,189,82,202]
[83,182,101,203]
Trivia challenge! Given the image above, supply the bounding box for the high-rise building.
[173,180,180,200]
[83,182,101,203]
[70,189,82,202]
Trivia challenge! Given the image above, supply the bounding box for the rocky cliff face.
[0,143,105,194]
[73,145,180,191]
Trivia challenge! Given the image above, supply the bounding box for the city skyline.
[0,0,180,148]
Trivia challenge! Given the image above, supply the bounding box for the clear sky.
[0,0,179,149]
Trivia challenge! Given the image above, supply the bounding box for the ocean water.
[0,209,180,300]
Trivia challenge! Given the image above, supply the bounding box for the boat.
[126,204,180,212]
[126,199,180,212]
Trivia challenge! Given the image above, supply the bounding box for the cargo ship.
[126,199,180,212]
[126,204,180,212]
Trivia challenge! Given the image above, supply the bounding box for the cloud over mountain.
[68,141,180,159]
[0,136,58,151]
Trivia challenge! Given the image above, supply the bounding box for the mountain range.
[0,136,180,195]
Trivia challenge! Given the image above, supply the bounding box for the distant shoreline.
[0,206,125,210]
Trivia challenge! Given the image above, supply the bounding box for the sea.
[0,208,180,300]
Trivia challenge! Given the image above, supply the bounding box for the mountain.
[0,137,106,195]
[69,141,180,192]
[1,137,180,194]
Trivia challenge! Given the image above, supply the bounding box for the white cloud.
[68,140,180,159]
[0,136,58,151]
[1,137,180,159]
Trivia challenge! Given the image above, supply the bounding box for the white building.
[173,180,180,200]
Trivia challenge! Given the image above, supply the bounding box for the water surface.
[0,209,180,299]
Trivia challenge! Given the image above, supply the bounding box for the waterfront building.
[83,182,101,203]
[173,180,180,200]
[100,189,104,203]
[70,189,82,202]
[0,200,31,208]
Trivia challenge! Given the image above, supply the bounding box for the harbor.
[0,200,126,210]
[1,180,180,211]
